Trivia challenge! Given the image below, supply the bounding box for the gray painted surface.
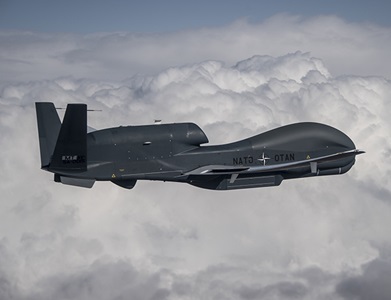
[35,102,364,190]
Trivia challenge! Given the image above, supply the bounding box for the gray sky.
[1,2,391,300]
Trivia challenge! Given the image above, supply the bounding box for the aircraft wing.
[185,165,250,175]
[184,149,364,176]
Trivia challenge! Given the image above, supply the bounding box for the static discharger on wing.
[35,102,364,190]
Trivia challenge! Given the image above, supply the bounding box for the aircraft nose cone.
[290,122,356,151]
[255,122,357,152]
[322,123,356,150]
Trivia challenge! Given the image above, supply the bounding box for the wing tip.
[355,149,365,155]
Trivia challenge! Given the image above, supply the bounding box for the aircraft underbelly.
[217,175,284,190]
[188,174,284,190]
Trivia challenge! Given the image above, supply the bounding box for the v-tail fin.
[50,103,88,172]
[35,102,61,169]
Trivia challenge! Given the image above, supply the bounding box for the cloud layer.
[1,15,391,300]
[1,14,391,83]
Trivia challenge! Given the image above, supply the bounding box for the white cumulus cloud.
[1,15,391,82]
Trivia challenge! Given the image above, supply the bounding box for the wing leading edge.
[184,149,364,177]
[182,149,363,190]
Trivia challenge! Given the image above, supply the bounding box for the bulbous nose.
[323,124,356,150]
[253,122,357,152]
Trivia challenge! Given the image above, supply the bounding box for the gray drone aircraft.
[35,102,364,190]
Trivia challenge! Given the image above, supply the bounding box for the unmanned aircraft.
[36,102,363,190]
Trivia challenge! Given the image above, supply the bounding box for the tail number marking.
[62,155,86,164]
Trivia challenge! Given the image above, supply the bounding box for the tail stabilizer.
[50,103,87,172]
[35,102,61,168]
